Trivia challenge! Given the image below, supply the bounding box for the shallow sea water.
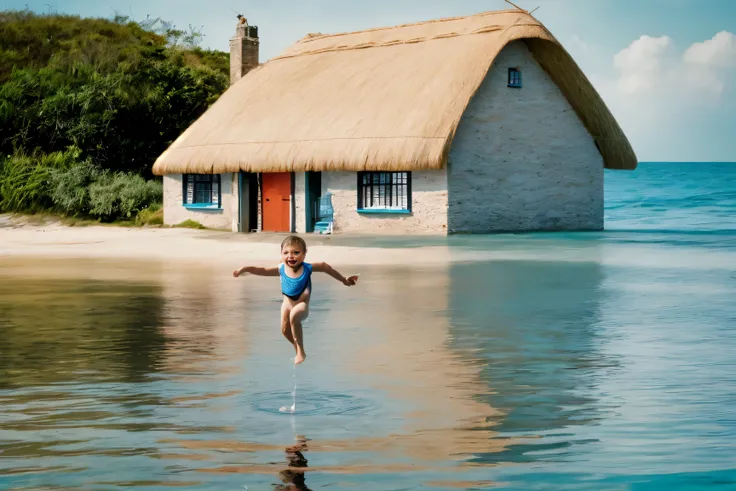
[1,163,736,490]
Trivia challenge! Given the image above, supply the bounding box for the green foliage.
[0,10,165,81]
[0,144,161,223]
[48,159,100,215]
[0,11,228,223]
[0,146,82,212]
[88,172,162,221]
[173,219,206,230]
[135,204,163,226]
[0,10,229,176]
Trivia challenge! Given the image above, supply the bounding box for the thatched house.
[152,8,637,234]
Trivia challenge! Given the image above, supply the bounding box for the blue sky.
[4,0,735,162]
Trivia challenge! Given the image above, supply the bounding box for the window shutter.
[185,175,194,204]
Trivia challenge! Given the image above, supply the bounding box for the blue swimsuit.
[279,262,312,301]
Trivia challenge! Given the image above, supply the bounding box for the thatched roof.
[152,9,637,176]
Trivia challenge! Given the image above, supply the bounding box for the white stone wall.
[163,174,237,230]
[447,40,604,233]
[322,170,448,234]
[294,172,307,233]
[230,173,240,232]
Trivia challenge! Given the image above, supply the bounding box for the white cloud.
[613,35,677,94]
[611,33,732,98]
[573,32,736,161]
[683,31,736,68]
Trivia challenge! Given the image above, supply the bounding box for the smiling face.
[280,236,307,271]
[282,244,305,270]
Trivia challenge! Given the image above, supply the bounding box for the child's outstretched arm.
[233,265,280,277]
[312,262,359,286]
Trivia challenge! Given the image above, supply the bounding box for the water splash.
[279,362,297,414]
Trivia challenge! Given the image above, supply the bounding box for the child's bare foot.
[294,351,306,364]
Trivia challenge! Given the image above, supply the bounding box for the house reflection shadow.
[447,256,620,465]
[274,435,312,491]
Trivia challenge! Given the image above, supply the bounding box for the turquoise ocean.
[1,162,735,490]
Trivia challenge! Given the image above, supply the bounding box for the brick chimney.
[229,15,259,85]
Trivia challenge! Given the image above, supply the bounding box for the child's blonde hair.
[281,235,307,252]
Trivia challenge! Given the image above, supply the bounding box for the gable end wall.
[447,40,604,233]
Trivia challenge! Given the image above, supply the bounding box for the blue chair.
[312,193,333,234]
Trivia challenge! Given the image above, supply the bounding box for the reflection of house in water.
[155,264,256,377]
[163,263,511,480]
[447,259,620,464]
[311,264,508,464]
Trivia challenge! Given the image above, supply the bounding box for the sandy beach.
[0,214,460,270]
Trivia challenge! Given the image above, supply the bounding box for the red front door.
[262,173,291,232]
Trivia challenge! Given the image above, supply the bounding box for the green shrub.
[173,219,205,229]
[48,160,101,215]
[135,204,163,226]
[88,172,162,221]
[0,146,82,212]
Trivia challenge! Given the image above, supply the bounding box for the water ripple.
[249,390,377,416]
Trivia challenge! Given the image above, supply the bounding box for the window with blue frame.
[183,174,221,208]
[357,171,411,212]
[508,67,522,88]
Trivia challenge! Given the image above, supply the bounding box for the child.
[233,235,358,365]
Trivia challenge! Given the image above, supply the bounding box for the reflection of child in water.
[233,235,359,365]
[274,435,311,491]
